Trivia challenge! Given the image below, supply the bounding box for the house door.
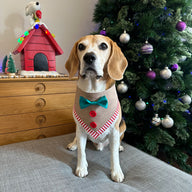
[34,53,49,71]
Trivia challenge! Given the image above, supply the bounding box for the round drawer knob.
[37,135,46,139]
[35,83,46,94]
[36,115,47,125]
[35,98,46,109]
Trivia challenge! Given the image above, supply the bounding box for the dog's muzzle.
[81,52,102,79]
[83,52,96,65]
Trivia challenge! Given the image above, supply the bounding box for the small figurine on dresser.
[12,1,64,78]
[2,53,16,77]
[25,1,47,29]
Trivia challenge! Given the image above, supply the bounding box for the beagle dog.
[65,35,128,182]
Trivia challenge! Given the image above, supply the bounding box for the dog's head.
[25,1,41,16]
[65,35,128,81]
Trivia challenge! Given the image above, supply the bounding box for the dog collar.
[73,85,120,140]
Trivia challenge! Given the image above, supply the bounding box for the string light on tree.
[119,30,130,44]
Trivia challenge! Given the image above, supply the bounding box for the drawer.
[0,109,74,134]
[0,93,75,115]
[0,80,77,97]
[0,123,76,146]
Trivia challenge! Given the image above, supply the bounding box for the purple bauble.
[141,41,153,54]
[176,21,186,31]
[146,69,156,80]
[100,29,106,36]
[171,64,178,71]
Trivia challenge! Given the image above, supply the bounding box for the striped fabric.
[73,103,120,139]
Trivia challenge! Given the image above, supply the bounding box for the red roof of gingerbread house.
[13,24,63,55]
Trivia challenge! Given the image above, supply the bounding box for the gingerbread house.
[13,24,63,71]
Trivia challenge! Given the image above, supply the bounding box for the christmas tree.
[93,0,192,172]
[7,53,16,74]
[2,55,7,73]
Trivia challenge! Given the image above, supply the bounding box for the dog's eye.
[78,43,86,51]
[99,43,108,50]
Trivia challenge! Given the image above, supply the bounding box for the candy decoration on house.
[18,31,30,44]
[13,1,63,72]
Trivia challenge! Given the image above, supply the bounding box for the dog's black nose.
[83,53,96,65]
[36,2,39,5]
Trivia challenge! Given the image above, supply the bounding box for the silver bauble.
[181,95,192,104]
[179,56,187,62]
[135,98,146,111]
[117,81,128,93]
[160,67,172,80]
[152,114,161,126]
[119,30,130,44]
[161,115,174,128]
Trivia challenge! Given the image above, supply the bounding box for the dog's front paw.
[119,145,124,152]
[111,168,124,183]
[67,142,77,151]
[75,166,88,178]
[94,143,104,151]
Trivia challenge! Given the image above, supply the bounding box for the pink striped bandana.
[73,85,120,140]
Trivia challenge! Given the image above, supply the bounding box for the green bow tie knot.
[79,96,108,109]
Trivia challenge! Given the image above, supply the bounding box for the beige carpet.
[0,133,191,192]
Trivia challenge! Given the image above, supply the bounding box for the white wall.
[0,0,98,73]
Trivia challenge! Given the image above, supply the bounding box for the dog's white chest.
[73,85,120,142]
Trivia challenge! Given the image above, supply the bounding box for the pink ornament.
[146,69,156,80]
[171,64,178,71]
[100,29,106,36]
[176,21,186,31]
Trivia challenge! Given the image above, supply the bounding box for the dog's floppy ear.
[65,41,79,79]
[107,40,128,80]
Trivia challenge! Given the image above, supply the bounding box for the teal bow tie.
[79,96,108,109]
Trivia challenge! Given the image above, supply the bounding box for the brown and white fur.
[65,35,128,182]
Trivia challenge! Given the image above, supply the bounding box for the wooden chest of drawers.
[0,77,77,145]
